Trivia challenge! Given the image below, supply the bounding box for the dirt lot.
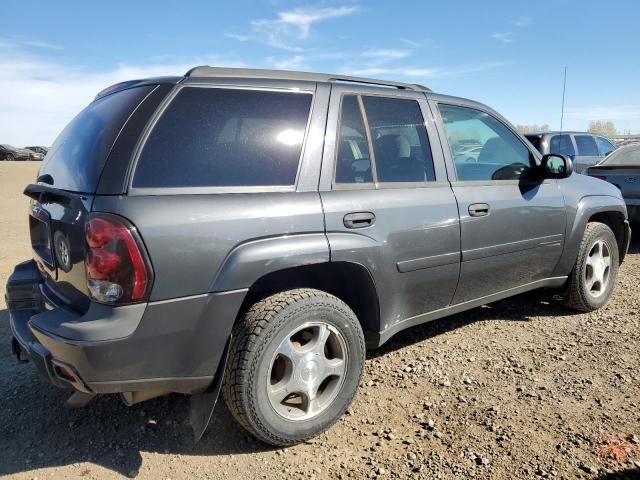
[1,162,639,480]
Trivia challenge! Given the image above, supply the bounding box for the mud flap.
[190,336,231,443]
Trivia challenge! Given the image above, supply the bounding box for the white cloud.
[362,49,412,61]
[0,36,63,50]
[491,32,514,43]
[513,16,532,27]
[228,6,359,50]
[399,38,421,48]
[0,54,245,146]
[347,62,504,79]
[268,55,306,70]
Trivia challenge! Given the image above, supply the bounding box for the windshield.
[38,86,154,193]
[600,145,640,166]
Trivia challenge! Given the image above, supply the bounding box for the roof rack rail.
[184,66,431,92]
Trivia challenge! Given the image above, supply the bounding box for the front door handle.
[468,203,490,217]
[344,211,375,229]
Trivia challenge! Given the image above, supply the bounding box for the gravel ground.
[1,162,639,480]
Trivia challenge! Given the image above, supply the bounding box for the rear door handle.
[468,203,490,217]
[344,212,375,229]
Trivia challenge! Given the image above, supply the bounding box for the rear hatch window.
[39,86,155,193]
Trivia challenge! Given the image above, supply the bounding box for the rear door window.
[133,87,312,189]
[39,86,155,193]
[362,96,435,183]
[549,134,575,156]
[575,135,599,156]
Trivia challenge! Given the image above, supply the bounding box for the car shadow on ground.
[368,287,580,360]
[0,289,603,477]
[1,235,638,478]
[597,467,640,480]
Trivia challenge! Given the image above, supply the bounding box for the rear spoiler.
[24,183,72,203]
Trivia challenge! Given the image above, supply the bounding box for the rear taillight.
[593,175,607,180]
[84,214,153,304]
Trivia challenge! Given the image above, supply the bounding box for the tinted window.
[596,136,616,156]
[363,96,435,183]
[335,95,373,184]
[549,134,575,156]
[438,104,534,181]
[575,135,599,156]
[525,134,543,153]
[134,87,312,188]
[39,86,154,193]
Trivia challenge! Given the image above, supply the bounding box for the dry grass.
[596,434,639,464]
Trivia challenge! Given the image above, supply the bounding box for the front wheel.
[6,153,14,161]
[223,288,365,446]
[559,222,619,311]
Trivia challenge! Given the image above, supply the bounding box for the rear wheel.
[6,153,14,161]
[223,288,365,446]
[559,222,619,311]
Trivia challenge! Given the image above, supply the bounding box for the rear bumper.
[7,260,247,396]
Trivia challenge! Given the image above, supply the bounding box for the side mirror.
[540,153,573,179]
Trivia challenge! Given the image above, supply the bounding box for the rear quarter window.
[549,134,575,156]
[575,135,599,156]
[132,87,313,189]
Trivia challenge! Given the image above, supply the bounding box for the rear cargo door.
[27,85,159,311]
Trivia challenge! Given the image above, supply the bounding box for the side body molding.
[210,233,331,292]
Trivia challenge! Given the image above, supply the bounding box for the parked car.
[7,67,631,447]
[25,150,44,161]
[25,146,49,157]
[0,144,35,161]
[587,143,640,222]
[525,132,617,173]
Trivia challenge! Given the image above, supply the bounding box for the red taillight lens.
[593,175,607,181]
[84,214,153,304]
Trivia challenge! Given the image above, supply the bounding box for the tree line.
[516,120,619,139]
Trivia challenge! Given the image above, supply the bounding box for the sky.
[1,0,639,146]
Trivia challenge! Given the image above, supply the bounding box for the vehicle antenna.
[560,66,567,132]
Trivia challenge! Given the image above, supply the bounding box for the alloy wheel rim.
[584,239,611,298]
[267,321,348,421]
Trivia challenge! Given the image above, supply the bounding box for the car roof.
[102,66,505,117]
[525,131,611,137]
[184,66,432,92]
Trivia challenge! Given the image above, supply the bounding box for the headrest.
[477,137,510,164]
[375,134,411,158]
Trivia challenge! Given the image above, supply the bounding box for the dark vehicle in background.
[525,132,617,173]
[0,144,38,161]
[587,144,640,222]
[25,146,48,157]
[6,67,631,447]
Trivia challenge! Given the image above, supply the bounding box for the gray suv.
[6,67,631,446]
[525,131,617,173]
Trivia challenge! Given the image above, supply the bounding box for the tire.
[6,153,14,161]
[559,221,619,312]
[223,288,365,446]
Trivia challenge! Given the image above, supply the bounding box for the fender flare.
[552,195,628,277]
[210,233,330,292]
